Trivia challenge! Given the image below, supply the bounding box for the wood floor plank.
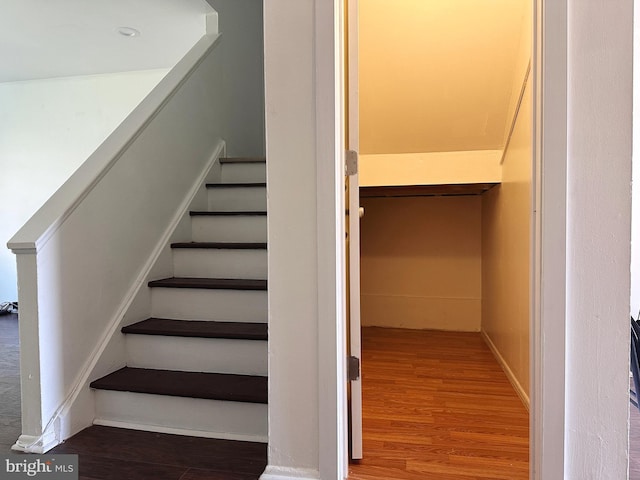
[49,426,267,476]
[348,327,529,480]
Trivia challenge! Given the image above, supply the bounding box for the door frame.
[313,1,568,479]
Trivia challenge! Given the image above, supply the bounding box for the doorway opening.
[345,1,533,478]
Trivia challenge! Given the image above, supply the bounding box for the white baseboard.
[481,330,530,410]
[260,466,320,480]
[92,419,267,443]
[11,431,58,454]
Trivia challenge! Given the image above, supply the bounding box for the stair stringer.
[26,140,227,453]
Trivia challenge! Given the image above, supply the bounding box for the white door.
[346,0,363,461]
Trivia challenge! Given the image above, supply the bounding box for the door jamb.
[313,0,569,478]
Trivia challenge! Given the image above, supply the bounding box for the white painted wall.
[565,0,632,477]
[263,0,320,477]
[207,0,265,157]
[631,0,640,319]
[0,69,168,302]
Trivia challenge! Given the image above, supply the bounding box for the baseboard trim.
[259,466,320,480]
[11,431,58,454]
[481,330,530,411]
[92,419,267,443]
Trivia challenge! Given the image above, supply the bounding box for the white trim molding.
[531,0,567,478]
[11,431,58,455]
[481,331,530,411]
[260,466,321,480]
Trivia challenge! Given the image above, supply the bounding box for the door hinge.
[348,355,360,381]
[346,150,358,176]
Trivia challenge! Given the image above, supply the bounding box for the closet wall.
[360,195,482,331]
[481,7,532,401]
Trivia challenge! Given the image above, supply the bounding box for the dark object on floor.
[631,316,640,410]
[0,302,18,316]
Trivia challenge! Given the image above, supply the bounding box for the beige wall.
[360,195,482,331]
[359,0,528,156]
[481,78,532,403]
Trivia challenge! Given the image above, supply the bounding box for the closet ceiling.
[0,0,212,82]
[359,0,531,155]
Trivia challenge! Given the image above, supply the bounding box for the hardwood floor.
[0,313,21,454]
[348,327,529,480]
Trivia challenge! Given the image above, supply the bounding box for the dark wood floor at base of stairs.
[48,425,266,480]
[90,367,267,404]
[122,318,267,341]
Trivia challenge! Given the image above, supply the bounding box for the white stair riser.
[173,249,267,279]
[94,390,267,442]
[151,288,267,322]
[192,216,267,243]
[207,187,267,211]
[221,163,266,183]
[126,335,267,375]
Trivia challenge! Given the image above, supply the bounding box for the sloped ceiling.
[0,0,213,83]
[359,0,530,155]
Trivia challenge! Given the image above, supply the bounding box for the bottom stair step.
[90,367,267,404]
[49,425,267,479]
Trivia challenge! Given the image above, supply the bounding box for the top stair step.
[148,277,267,290]
[206,182,266,188]
[171,242,267,249]
[220,158,266,183]
[220,157,266,164]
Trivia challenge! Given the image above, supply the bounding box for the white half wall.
[0,69,168,301]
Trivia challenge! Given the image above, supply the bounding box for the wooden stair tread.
[206,182,266,188]
[171,242,267,249]
[122,318,267,340]
[190,211,267,216]
[90,367,267,404]
[148,277,267,290]
[219,157,266,164]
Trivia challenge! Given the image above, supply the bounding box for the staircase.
[89,157,268,442]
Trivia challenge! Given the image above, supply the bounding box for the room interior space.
[347,0,533,477]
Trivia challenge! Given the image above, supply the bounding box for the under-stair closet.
[348,0,533,478]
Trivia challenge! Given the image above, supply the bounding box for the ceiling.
[359,0,531,155]
[0,0,213,83]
